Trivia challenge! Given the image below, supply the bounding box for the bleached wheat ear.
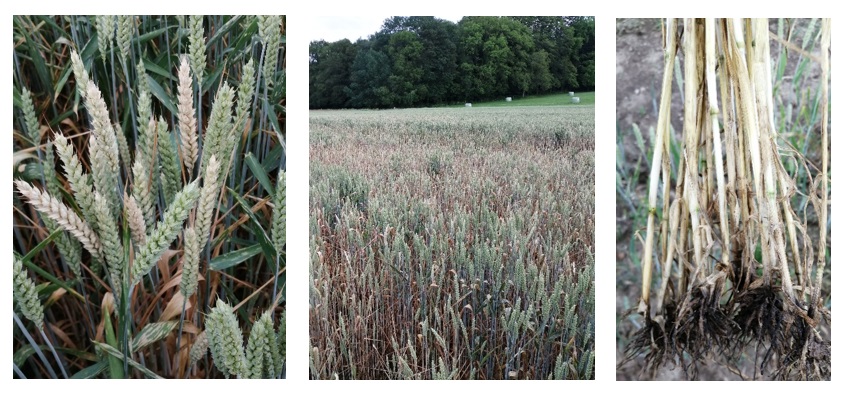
[13,255,44,330]
[177,56,198,170]
[272,170,286,253]
[207,300,247,378]
[15,180,103,260]
[180,226,201,297]
[188,15,206,83]
[93,192,125,296]
[130,181,200,285]
[95,15,116,64]
[195,155,221,247]
[125,192,147,246]
[84,82,121,218]
[245,310,278,378]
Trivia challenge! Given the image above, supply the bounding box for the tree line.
[310,16,594,109]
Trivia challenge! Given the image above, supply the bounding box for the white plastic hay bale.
[571,97,580,104]
[506,97,512,102]
[465,103,472,107]
[569,91,575,96]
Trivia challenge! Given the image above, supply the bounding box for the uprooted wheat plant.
[309,107,595,379]
[620,18,830,380]
[12,15,286,379]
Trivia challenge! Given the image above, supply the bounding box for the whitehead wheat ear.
[15,180,103,261]
[177,56,198,171]
[13,254,44,330]
[207,300,248,378]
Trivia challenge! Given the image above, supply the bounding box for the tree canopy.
[310,16,594,109]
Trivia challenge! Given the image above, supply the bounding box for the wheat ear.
[245,310,277,378]
[115,123,132,170]
[95,15,116,64]
[125,192,147,247]
[117,15,133,66]
[130,181,200,285]
[180,226,201,298]
[201,83,234,172]
[53,134,99,232]
[190,331,209,365]
[235,58,256,132]
[272,170,286,253]
[177,56,198,170]
[158,117,181,206]
[195,155,221,247]
[93,192,126,296]
[258,15,281,86]
[13,255,44,330]
[84,82,121,218]
[15,180,103,260]
[188,15,206,84]
[207,300,248,378]
[20,87,41,146]
[70,51,90,100]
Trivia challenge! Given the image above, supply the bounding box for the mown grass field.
[309,106,595,379]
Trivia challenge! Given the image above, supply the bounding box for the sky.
[307,16,464,43]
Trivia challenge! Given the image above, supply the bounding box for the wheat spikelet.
[177,56,198,170]
[188,15,206,84]
[207,300,247,378]
[179,226,200,297]
[130,181,199,285]
[190,331,209,365]
[195,155,221,247]
[272,170,285,253]
[84,82,121,217]
[258,15,281,86]
[201,83,234,172]
[158,117,181,206]
[235,58,256,131]
[13,255,44,330]
[95,15,116,64]
[245,310,277,378]
[125,192,147,247]
[20,87,40,146]
[117,15,133,66]
[70,51,90,100]
[93,192,125,295]
[15,180,103,260]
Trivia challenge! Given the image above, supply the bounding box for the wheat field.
[309,106,595,379]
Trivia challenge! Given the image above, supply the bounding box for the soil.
[615,18,829,381]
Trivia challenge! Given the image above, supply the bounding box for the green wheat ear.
[190,331,209,365]
[245,310,276,378]
[13,255,44,330]
[272,170,286,253]
[207,300,247,378]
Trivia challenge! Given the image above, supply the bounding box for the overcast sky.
[307,16,465,43]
